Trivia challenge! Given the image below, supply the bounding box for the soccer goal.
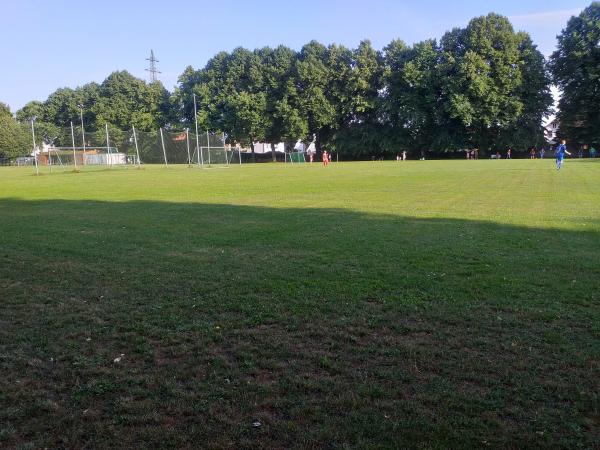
[191,146,242,167]
[50,146,130,166]
[285,151,306,163]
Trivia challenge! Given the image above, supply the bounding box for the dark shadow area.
[1,198,599,449]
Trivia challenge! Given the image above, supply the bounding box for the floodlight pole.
[193,93,203,167]
[223,132,228,166]
[79,105,86,165]
[185,128,191,167]
[105,123,112,168]
[48,138,53,173]
[30,118,39,175]
[70,121,78,171]
[132,125,141,167]
[160,127,168,167]
[206,130,211,166]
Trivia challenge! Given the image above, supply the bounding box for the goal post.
[46,147,127,166]
[193,146,243,166]
[285,151,306,164]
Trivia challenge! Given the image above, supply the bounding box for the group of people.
[530,140,595,170]
[312,141,596,168]
[396,151,408,161]
[529,147,546,159]
[576,144,597,159]
[308,150,331,165]
[466,149,479,159]
[490,142,597,167]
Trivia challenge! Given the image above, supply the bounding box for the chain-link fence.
[19,123,246,173]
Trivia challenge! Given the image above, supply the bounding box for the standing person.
[322,150,329,166]
[402,150,407,161]
[507,148,512,159]
[578,146,585,158]
[396,154,401,162]
[589,145,597,159]
[555,140,571,170]
[530,147,536,159]
[540,148,545,159]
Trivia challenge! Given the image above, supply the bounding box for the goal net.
[190,146,241,166]
[285,151,306,163]
[45,147,131,166]
[35,127,140,170]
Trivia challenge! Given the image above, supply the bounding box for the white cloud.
[509,8,583,27]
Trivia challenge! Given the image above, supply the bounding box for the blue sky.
[1,0,586,112]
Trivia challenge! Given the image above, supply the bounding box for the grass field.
[1,160,599,449]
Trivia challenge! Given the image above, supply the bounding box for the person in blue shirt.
[555,140,571,170]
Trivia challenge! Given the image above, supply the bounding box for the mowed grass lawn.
[1,160,599,449]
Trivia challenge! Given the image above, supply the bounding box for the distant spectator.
[402,150,407,161]
[590,146,597,158]
[507,148,512,159]
[540,148,545,159]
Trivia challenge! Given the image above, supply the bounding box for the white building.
[544,118,559,145]
[247,142,286,153]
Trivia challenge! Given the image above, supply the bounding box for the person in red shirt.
[322,150,329,166]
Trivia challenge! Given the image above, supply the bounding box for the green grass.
[1,160,599,449]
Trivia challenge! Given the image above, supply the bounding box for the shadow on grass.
[1,198,599,449]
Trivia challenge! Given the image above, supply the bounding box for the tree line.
[2,4,599,160]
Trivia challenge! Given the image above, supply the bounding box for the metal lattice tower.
[145,49,161,82]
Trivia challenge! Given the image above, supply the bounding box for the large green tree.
[294,41,337,150]
[383,39,444,156]
[0,103,30,159]
[15,101,44,123]
[550,2,600,147]
[329,40,384,158]
[180,48,270,157]
[260,46,304,159]
[500,34,553,149]
[438,14,526,152]
[15,101,62,146]
[23,72,173,136]
[382,17,551,158]
[38,83,100,133]
[92,71,172,131]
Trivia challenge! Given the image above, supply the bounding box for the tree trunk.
[250,139,256,163]
[271,142,277,162]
